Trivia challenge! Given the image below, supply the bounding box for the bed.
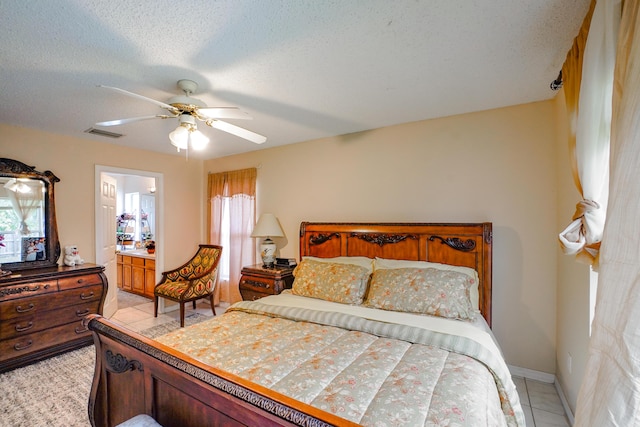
[87,222,525,426]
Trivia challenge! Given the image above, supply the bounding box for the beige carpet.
[0,313,209,427]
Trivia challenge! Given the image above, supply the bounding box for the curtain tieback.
[572,199,600,220]
[559,199,604,266]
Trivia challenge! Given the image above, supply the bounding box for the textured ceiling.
[0,0,590,159]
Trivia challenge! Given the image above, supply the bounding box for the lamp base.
[260,238,277,268]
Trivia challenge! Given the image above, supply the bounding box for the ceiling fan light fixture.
[96,80,266,155]
[190,130,209,150]
[169,125,189,151]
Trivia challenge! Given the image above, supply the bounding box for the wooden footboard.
[86,314,358,427]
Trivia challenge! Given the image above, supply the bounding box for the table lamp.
[251,214,284,268]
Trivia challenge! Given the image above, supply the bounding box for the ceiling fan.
[96,79,266,151]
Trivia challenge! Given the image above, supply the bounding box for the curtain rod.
[550,70,563,91]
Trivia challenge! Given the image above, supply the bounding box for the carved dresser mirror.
[0,158,108,372]
[0,158,61,272]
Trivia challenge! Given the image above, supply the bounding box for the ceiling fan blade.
[197,107,252,120]
[206,120,267,144]
[97,85,179,113]
[96,115,173,126]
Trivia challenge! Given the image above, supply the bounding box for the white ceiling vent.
[84,127,123,138]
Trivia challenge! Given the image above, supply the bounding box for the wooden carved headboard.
[299,222,493,326]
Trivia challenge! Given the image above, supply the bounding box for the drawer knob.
[16,303,35,313]
[15,321,34,332]
[75,325,88,334]
[14,340,33,351]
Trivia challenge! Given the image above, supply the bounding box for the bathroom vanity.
[117,250,155,299]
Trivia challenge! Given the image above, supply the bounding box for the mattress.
[156,292,525,426]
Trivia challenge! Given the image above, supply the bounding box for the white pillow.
[374,258,480,310]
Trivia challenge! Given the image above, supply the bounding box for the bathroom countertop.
[117,249,155,259]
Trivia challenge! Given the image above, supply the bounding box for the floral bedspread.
[156,299,525,426]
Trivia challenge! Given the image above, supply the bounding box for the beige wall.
[0,123,205,277]
[206,101,560,373]
[554,90,592,413]
[1,98,592,395]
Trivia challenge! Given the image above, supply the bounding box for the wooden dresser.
[0,263,106,372]
[239,264,295,301]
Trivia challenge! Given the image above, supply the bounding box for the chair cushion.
[156,278,213,301]
[155,281,190,300]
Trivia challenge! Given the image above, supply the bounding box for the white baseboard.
[508,365,575,426]
[555,380,575,425]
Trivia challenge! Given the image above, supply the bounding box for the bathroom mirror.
[0,158,61,271]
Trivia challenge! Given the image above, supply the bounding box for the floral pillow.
[364,267,476,320]
[292,259,371,304]
[374,258,480,310]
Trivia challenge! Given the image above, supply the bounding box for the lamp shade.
[251,214,284,238]
[251,214,284,268]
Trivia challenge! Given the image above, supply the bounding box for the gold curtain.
[207,167,257,303]
[563,0,596,194]
[207,168,257,242]
[207,168,257,199]
[558,0,613,266]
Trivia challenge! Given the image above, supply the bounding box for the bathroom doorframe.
[95,165,164,318]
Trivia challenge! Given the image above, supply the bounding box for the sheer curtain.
[559,0,615,266]
[208,168,256,304]
[6,187,40,235]
[575,1,640,425]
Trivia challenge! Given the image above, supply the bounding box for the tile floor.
[513,376,571,427]
[110,289,226,332]
[111,290,571,427]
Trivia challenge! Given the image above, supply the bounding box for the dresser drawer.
[0,264,106,371]
[239,276,276,296]
[0,280,58,302]
[240,289,271,301]
[0,320,92,363]
[58,273,104,290]
[0,300,100,340]
[0,284,103,320]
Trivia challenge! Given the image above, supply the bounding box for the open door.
[98,173,118,317]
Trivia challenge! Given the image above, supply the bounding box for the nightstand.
[239,264,295,301]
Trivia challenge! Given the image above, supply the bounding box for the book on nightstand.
[275,257,297,268]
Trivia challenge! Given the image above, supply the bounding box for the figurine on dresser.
[63,245,84,266]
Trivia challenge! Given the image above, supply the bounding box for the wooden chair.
[154,244,222,327]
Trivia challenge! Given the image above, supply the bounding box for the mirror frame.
[0,158,61,271]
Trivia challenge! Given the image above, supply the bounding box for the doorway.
[95,165,163,318]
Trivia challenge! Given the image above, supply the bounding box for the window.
[208,168,257,303]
